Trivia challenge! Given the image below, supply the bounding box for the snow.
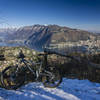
[0,78,100,100]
